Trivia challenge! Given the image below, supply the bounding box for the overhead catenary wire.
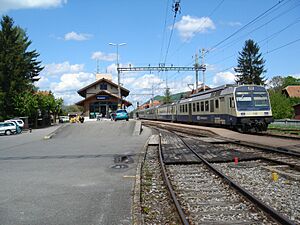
[214,36,300,75]
[168,0,225,59]
[209,0,286,52]
[207,0,299,59]
[210,17,300,65]
[159,0,171,64]
[163,0,181,65]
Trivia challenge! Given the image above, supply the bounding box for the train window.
[210,100,214,112]
[205,101,209,111]
[193,103,196,112]
[215,99,219,109]
[229,97,235,108]
[197,102,200,112]
[185,104,188,113]
[201,102,204,111]
[180,105,182,113]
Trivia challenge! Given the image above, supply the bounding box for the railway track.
[157,129,297,225]
[142,120,300,157]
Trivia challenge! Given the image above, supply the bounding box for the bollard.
[29,128,32,133]
[234,157,238,165]
[272,172,279,182]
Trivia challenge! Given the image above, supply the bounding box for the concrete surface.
[0,120,151,225]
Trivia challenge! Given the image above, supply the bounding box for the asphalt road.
[0,120,151,225]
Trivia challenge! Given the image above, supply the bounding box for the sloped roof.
[75,90,132,106]
[77,78,130,97]
[282,86,300,98]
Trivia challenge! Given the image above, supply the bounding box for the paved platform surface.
[142,120,300,152]
[0,120,151,225]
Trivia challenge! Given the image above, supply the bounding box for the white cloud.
[37,61,96,105]
[213,71,236,86]
[64,31,92,41]
[91,51,117,62]
[205,64,216,72]
[36,76,49,89]
[130,74,164,89]
[228,21,242,27]
[287,73,300,78]
[0,0,67,12]
[50,72,95,105]
[42,61,84,76]
[174,15,215,41]
[220,21,242,27]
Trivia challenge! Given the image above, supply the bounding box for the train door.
[188,103,192,122]
[171,106,175,122]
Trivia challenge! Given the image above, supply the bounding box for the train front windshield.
[235,86,270,111]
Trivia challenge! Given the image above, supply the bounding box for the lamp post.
[109,42,126,109]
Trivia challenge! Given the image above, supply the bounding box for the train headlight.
[264,112,269,115]
[241,112,245,116]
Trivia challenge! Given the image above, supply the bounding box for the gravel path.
[214,160,300,224]
[140,145,180,224]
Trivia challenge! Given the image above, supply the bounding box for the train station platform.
[141,120,300,153]
[0,120,151,225]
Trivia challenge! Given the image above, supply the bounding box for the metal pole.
[195,51,199,93]
[201,49,206,91]
[109,42,126,109]
[116,45,122,109]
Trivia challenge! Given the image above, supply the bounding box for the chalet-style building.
[293,103,300,120]
[282,86,300,98]
[76,74,131,118]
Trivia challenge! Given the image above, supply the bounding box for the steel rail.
[178,135,296,225]
[157,133,190,225]
[142,120,300,158]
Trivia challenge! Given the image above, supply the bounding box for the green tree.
[282,76,300,88]
[269,91,294,119]
[163,87,172,104]
[13,91,38,118]
[235,39,266,85]
[268,76,284,92]
[0,15,43,119]
[62,104,83,115]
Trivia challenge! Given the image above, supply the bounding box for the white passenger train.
[138,84,273,132]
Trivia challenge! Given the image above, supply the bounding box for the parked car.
[5,119,24,129]
[115,109,129,121]
[59,116,69,123]
[0,122,17,135]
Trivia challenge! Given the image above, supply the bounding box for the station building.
[76,74,132,118]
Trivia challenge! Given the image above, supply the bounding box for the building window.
[100,83,107,90]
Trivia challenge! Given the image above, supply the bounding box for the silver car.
[0,122,17,135]
[5,119,24,129]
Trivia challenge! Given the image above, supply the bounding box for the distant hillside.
[145,91,190,104]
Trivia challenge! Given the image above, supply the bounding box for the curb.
[133,120,142,136]
[131,136,150,224]
[43,123,69,140]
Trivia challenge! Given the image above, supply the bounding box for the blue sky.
[1,0,300,108]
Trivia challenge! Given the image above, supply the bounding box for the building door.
[100,105,106,117]
[188,103,192,122]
